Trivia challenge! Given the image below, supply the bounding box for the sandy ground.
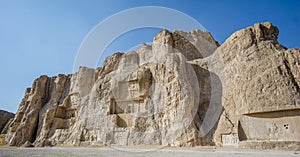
[0,147,299,157]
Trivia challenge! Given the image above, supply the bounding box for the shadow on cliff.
[169,32,224,146]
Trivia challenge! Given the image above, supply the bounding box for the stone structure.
[1,22,299,150]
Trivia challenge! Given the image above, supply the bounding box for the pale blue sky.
[1,0,299,112]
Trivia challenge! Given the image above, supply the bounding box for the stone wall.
[239,110,300,141]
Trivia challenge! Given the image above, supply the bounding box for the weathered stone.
[192,22,300,149]
[21,141,34,147]
[3,22,300,151]
[0,110,14,133]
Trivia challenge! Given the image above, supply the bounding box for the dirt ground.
[0,146,299,157]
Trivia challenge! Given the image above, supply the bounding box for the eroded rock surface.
[0,110,14,133]
[192,22,300,149]
[2,22,300,150]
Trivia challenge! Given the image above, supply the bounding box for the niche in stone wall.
[109,98,124,114]
[239,109,300,141]
[115,114,134,128]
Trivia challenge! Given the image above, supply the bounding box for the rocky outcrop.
[0,110,14,146]
[0,110,14,133]
[192,22,300,149]
[3,22,300,150]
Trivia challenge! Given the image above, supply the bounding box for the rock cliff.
[192,22,300,150]
[0,110,14,145]
[0,110,14,133]
[2,22,300,150]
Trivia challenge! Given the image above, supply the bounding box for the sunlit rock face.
[2,22,300,150]
[192,22,300,150]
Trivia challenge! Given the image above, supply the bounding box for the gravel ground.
[0,147,299,157]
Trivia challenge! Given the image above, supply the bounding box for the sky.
[0,0,299,113]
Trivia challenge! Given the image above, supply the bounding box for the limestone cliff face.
[192,22,300,149]
[3,22,300,150]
